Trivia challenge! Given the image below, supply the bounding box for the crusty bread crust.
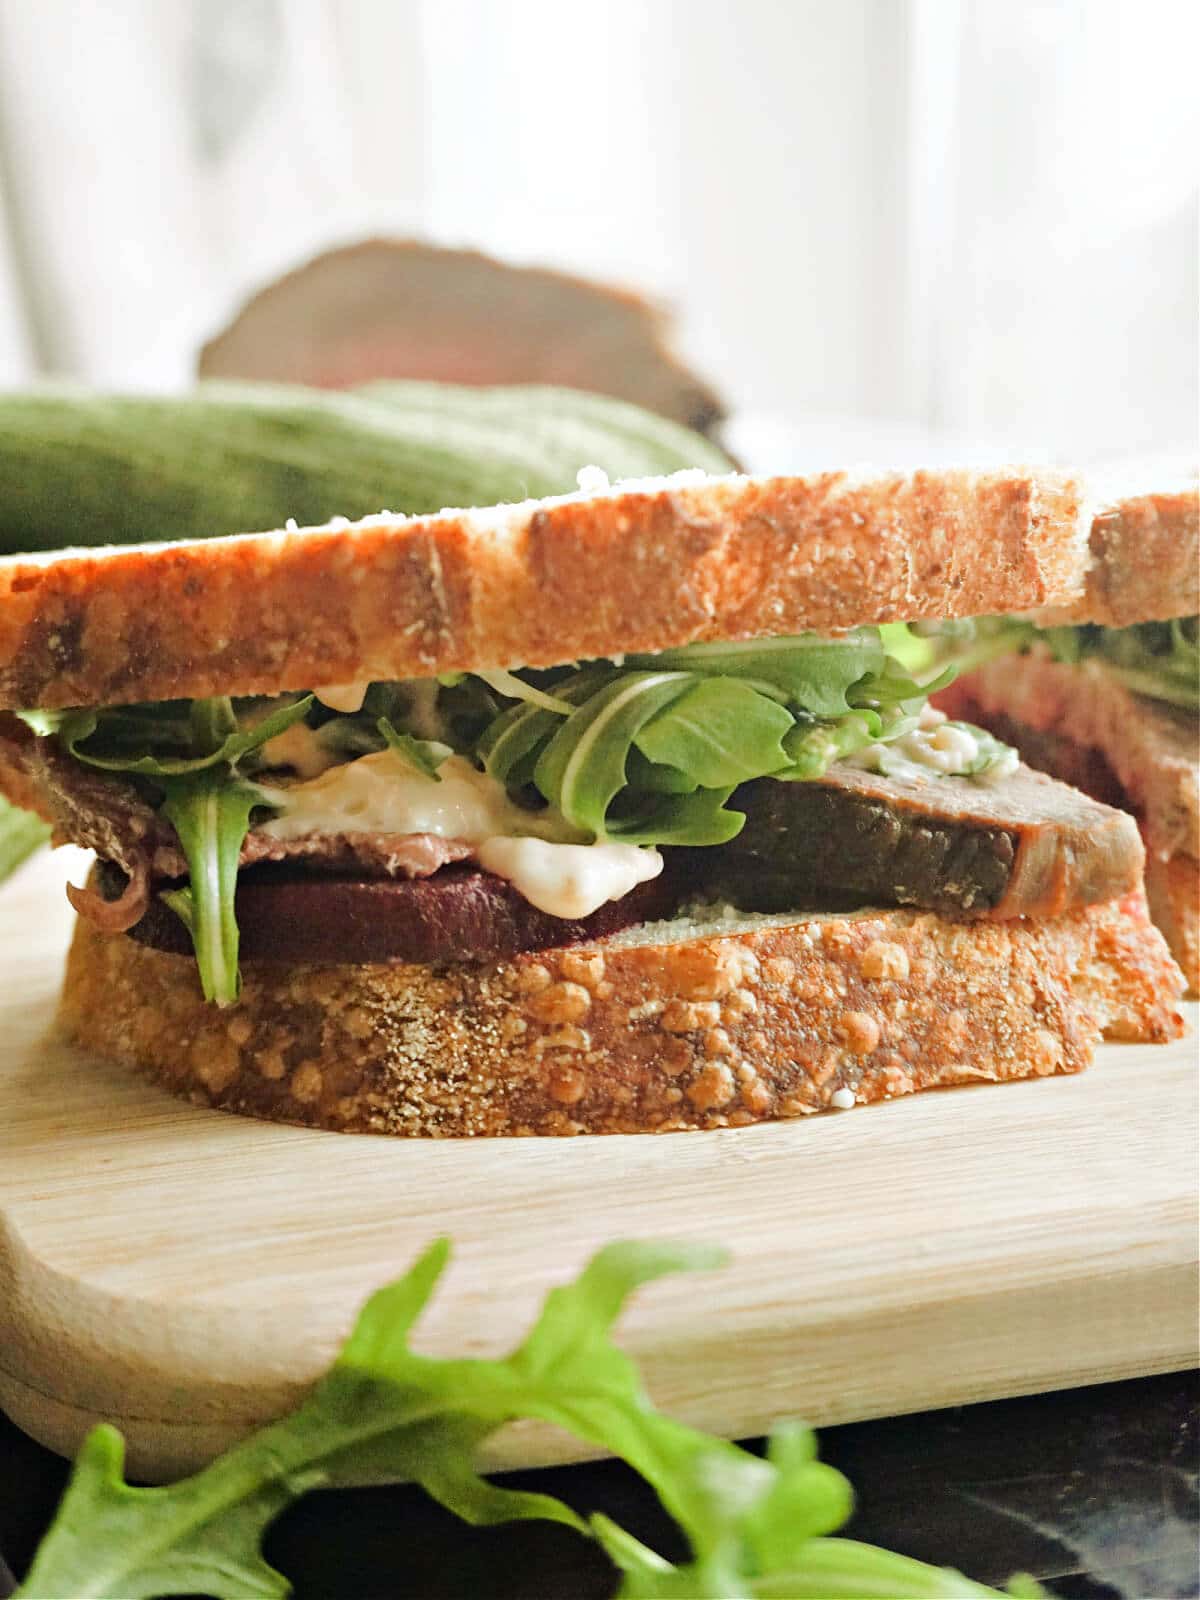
[1143,853,1199,997]
[1036,479,1199,627]
[0,468,1085,710]
[59,892,1183,1137]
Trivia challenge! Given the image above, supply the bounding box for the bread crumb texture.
[1143,852,1199,997]
[0,468,1084,709]
[58,891,1184,1137]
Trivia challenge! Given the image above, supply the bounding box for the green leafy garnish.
[473,630,952,847]
[634,678,795,788]
[1043,615,1199,710]
[376,718,452,781]
[60,696,314,776]
[626,630,888,717]
[473,668,575,715]
[533,671,700,835]
[478,665,616,792]
[17,1239,1045,1600]
[33,631,964,998]
[780,707,909,780]
[931,614,1200,712]
[58,696,312,1004]
[159,774,261,1006]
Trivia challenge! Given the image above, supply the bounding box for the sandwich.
[935,473,1199,993]
[0,466,1185,1136]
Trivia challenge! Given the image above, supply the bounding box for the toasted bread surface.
[59,891,1184,1137]
[0,467,1086,709]
[1143,852,1199,996]
[1035,476,1199,627]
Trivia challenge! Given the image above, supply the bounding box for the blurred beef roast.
[199,239,725,435]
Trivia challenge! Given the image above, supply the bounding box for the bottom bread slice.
[59,893,1185,1137]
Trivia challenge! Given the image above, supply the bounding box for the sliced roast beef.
[197,240,726,434]
[111,861,680,966]
[0,716,471,882]
[0,712,173,877]
[3,713,1144,933]
[937,655,1199,860]
[934,700,1130,814]
[675,761,1144,919]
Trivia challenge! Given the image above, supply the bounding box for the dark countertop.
[2,1372,1197,1598]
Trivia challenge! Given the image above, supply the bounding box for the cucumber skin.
[0,795,50,882]
[0,382,732,555]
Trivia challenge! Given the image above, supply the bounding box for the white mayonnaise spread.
[476,837,663,919]
[257,753,539,843]
[844,705,1017,785]
[255,750,663,918]
[257,720,341,780]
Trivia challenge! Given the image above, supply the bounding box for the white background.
[0,0,1195,461]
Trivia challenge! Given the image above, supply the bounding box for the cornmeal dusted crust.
[1035,479,1199,627]
[0,467,1086,709]
[60,894,1184,1137]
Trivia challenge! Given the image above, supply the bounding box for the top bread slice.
[0,466,1090,710]
[1032,468,1198,627]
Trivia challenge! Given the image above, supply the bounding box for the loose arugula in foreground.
[17,1240,1045,1600]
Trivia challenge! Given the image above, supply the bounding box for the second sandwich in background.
[938,472,1199,993]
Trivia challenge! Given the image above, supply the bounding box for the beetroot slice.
[124,863,681,965]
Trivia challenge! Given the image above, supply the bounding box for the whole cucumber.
[0,796,50,879]
[0,382,732,555]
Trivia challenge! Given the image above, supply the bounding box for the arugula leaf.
[53,696,324,1002]
[634,678,794,788]
[1075,615,1199,710]
[478,666,616,790]
[17,1238,1044,1600]
[60,696,314,777]
[158,774,263,1006]
[604,785,746,847]
[594,1414,1040,1599]
[472,632,959,850]
[778,708,899,780]
[376,718,452,781]
[933,613,1200,711]
[473,668,575,715]
[18,1239,719,1599]
[854,656,956,709]
[533,672,697,834]
[625,631,887,717]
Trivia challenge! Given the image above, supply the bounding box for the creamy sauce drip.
[844,707,1018,786]
[255,751,663,919]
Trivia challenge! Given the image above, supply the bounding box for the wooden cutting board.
[1,849,1196,1483]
